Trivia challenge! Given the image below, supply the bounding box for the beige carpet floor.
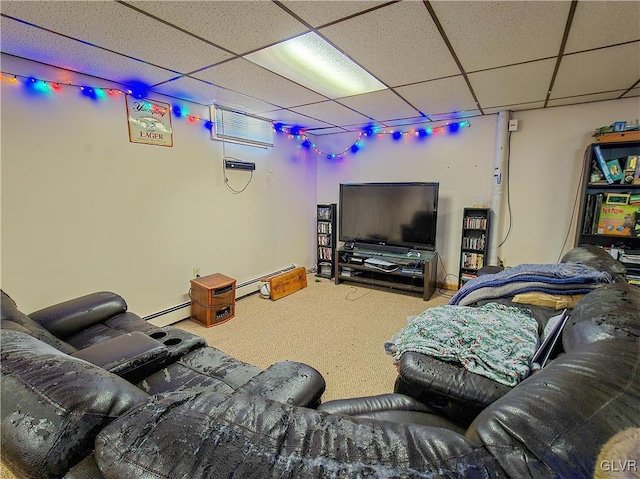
[1,276,451,478]
[177,275,450,401]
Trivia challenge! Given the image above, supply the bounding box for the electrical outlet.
[193,267,200,278]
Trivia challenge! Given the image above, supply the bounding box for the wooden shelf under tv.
[334,247,437,300]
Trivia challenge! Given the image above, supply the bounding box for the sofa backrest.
[1,330,149,479]
[466,337,640,479]
[563,282,640,352]
[0,290,77,354]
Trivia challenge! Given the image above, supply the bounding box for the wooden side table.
[189,273,236,327]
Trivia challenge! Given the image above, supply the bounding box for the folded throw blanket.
[449,263,612,306]
[385,303,539,386]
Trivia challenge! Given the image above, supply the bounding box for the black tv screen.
[339,182,439,250]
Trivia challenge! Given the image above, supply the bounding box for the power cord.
[555,145,588,262]
[220,108,253,194]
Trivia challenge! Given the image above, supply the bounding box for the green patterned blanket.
[385,303,539,386]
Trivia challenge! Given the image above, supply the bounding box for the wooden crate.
[262,267,307,301]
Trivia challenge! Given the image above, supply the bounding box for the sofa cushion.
[467,337,640,479]
[0,331,148,479]
[28,291,128,339]
[562,282,640,352]
[95,390,505,478]
[561,245,626,276]
[0,290,77,354]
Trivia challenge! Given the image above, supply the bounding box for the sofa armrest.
[318,393,467,432]
[71,331,169,383]
[29,292,128,338]
[234,360,326,408]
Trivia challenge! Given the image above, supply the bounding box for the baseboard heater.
[143,264,297,322]
[224,159,256,171]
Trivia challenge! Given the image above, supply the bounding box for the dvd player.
[364,258,399,271]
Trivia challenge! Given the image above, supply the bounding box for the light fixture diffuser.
[244,32,386,99]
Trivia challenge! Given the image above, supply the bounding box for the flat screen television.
[339,182,439,250]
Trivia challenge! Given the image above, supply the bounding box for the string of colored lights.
[2,71,470,158]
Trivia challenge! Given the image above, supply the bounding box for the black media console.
[334,244,437,300]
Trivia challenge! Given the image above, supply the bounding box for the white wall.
[1,55,317,317]
[315,96,639,288]
[315,116,497,288]
[2,54,638,308]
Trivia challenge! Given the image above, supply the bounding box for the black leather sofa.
[1,291,326,478]
[2,246,639,478]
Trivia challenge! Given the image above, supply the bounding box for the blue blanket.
[450,263,611,306]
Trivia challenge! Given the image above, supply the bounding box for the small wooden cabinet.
[458,208,491,289]
[189,273,236,327]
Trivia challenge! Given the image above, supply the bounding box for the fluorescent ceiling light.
[244,32,386,99]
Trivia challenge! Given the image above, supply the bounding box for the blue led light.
[204,120,213,131]
[392,131,403,141]
[172,105,183,117]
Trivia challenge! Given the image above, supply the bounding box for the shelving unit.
[574,131,640,285]
[458,207,491,289]
[316,203,337,279]
[334,246,437,300]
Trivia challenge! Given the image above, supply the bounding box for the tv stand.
[334,247,437,300]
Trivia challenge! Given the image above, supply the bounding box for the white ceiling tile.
[0,17,178,86]
[150,76,278,113]
[336,89,419,122]
[290,101,371,126]
[565,1,640,54]
[483,102,545,115]
[319,1,459,87]
[547,91,629,108]
[279,1,388,28]
[428,110,482,122]
[383,117,431,127]
[192,58,327,108]
[395,76,477,117]
[258,109,333,129]
[469,59,555,108]
[0,1,231,73]
[305,126,349,135]
[551,43,640,98]
[431,1,571,72]
[127,1,309,54]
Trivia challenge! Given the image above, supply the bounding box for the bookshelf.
[316,204,337,279]
[458,207,491,289]
[574,132,640,285]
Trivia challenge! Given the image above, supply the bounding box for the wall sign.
[126,95,173,147]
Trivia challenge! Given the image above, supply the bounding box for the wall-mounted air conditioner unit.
[211,107,274,148]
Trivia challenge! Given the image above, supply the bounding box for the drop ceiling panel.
[429,110,482,122]
[127,0,309,54]
[547,91,628,108]
[431,0,571,72]
[192,58,327,108]
[0,1,232,73]
[483,102,545,115]
[337,89,419,122]
[150,76,278,114]
[565,1,640,54]
[469,59,556,108]
[0,17,178,86]
[258,109,333,129]
[290,101,371,126]
[319,1,459,87]
[305,126,348,135]
[279,1,388,28]
[383,117,432,127]
[551,43,640,98]
[395,76,477,117]
[623,88,639,98]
